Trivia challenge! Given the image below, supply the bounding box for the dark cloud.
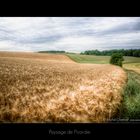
[16,35,63,44]
[99,21,140,36]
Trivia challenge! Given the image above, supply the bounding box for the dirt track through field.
[0,52,127,122]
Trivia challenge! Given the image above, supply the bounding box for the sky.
[0,17,140,52]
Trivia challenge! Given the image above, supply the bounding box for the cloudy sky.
[0,17,140,52]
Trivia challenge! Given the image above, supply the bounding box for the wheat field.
[0,52,127,122]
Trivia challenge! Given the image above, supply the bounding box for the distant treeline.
[38,50,66,53]
[81,49,140,57]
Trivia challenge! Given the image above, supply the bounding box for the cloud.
[0,17,140,52]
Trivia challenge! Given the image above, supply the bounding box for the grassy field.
[67,54,140,65]
[0,52,127,122]
[123,63,140,74]
[67,53,140,120]
[67,54,110,64]
[123,56,140,64]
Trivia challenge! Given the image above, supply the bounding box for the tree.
[133,50,140,57]
[110,53,124,67]
[81,49,140,57]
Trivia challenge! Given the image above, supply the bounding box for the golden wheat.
[0,52,127,122]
